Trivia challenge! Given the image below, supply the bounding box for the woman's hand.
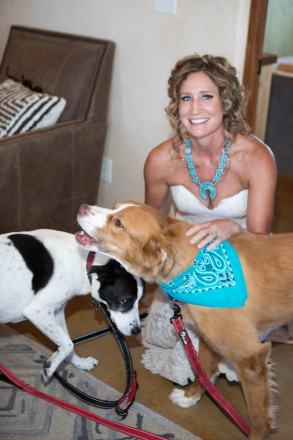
[186,219,245,250]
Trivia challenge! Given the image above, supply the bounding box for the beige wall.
[0,0,250,208]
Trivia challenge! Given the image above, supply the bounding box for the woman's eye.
[202,94,213,100]
[181,95,191,102]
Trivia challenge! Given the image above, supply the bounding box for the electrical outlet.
[100,157,112,183]
[153,0,177,15]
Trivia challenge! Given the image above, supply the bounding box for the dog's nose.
[78,203,90,216]
[131,324,141,335]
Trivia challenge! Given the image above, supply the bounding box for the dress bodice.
[170,185,248,228]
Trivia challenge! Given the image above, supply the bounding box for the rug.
[0,324,202,440]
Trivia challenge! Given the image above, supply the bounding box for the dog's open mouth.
[75,230,98,248]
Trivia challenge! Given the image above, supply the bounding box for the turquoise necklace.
[184,136,232,200]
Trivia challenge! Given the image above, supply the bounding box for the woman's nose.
[190,98,202,113]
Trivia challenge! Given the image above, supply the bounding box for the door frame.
[242,0,269,129]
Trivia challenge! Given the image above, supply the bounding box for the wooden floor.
[8,172,293,440]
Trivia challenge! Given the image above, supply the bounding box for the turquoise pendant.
[199,182,216,200]
[184,136,231,201]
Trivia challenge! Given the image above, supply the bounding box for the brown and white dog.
[76,201,293,440]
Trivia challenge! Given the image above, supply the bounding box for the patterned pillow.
[0,79,66,138]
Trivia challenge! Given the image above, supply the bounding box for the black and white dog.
[0,229,143,382]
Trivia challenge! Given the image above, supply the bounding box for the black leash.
[54,299,137,417]
[71,311,148,345]
[53,251,140,417]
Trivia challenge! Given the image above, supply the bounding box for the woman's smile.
[190,118,208,124]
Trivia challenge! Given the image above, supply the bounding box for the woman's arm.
[245,141,277,233]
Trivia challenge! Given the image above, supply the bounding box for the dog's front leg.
[169,336,221,407]
[25,309,74,382]
[55,306,99,371]
[24,305,82,382]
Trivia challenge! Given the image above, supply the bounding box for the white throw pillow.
[0,79,66,138]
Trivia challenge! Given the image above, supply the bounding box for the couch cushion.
[0,79,66,138]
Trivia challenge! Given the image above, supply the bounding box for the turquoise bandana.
[159,241,247,308]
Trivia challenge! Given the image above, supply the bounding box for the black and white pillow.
[0,79,66,138]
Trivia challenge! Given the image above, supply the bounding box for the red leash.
[170,303,250,437]
[0,363,171,440]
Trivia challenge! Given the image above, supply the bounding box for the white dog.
[0,229,143,382]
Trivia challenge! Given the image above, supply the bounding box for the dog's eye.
[114,217,123,228]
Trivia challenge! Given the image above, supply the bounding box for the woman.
[141,54,278,386]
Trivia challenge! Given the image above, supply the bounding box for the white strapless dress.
[141,186,270,385]
[172,185,248,227]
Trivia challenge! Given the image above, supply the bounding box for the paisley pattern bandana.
[159,241,247,308]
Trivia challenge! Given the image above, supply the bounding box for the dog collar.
[86,251,96,285]
[159,241,247,308]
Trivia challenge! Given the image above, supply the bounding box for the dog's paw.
[41,371,50,383]
[169,388,201,408]
[41,360,53,383]
[71,355,99,370]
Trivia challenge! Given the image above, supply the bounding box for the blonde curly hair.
[165,54,251,148]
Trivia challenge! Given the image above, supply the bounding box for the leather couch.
[0,26,115,233]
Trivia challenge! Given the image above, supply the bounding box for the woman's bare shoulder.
[233,134,276,182]
[236,134,274,155]
[233,134,275,165]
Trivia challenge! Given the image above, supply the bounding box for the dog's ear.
[90,265,115,285]
[142,236,174,277]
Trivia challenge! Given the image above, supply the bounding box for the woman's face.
[178,71,224,140]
